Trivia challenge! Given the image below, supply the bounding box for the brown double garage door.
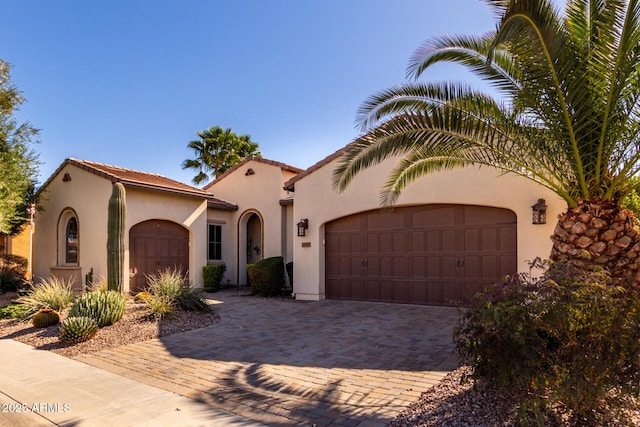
[326,205,517,306]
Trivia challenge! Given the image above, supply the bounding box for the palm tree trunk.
[550,199,640,288]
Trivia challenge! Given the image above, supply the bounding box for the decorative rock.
[562,220,576,231]
[591,218,607,229]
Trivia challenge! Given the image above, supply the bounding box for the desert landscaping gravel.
[0,299,219,357]
[1,294,638,426]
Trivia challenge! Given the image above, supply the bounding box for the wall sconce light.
[297,218,309,237]
[532,199,547,224]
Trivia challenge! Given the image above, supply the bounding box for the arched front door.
[129,220,189,292]
[238,210,263,285]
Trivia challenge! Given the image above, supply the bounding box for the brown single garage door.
[325,205,517,306]
[129,220,189,292]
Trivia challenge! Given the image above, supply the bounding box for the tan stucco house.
[33,147,562,306]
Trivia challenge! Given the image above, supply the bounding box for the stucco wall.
[291,156,564,301]
[206,159,298,285]
[34,165,113,287]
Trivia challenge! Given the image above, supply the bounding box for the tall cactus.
[107,182,126,293]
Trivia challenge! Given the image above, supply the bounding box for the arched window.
[58,209,79,266]
[65,216,78,264]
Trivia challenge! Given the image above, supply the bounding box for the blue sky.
[3,0,501,186]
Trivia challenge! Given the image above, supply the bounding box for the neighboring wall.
[291,156,564,301]
[1,229,34,279]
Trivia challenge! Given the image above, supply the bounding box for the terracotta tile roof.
[202,156,303,190]
[41,158,238,210]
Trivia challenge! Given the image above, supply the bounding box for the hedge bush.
[454,260,640,425]
[0,254,27,293]
[203,264,226,292]
[248,256,284,297]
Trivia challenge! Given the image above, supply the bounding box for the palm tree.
[334,0,640,285]
[182,126,261,185]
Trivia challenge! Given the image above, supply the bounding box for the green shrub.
[202,264,226,292]
[145,294,175,319]
[177,291,210,312]
[454,260,640,425]
[0,254,27,293]
[16,276,76,317]
[0,304,28,319]
[32,308,60,328]
[69,290,125,327]
[145,268,210,314]
[59,316,98,344]
[146,268,184,300]
[248,256,284,297]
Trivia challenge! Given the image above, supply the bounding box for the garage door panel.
[465,228,481,251]
[369,212,404,230]
[441,230,458,251]
[500,227,517,249]
[394,281,412,304]
[482,227,498,251]
[427,231,441,251]
[475,255,501,280]
[412,232,426,251]
[366,279,380,301]
[412,282,428,304]
[412,256,426,277]
[394,257,409,277]
[326,205,517,306]
[427,281,444,305]
[501,256,517,276]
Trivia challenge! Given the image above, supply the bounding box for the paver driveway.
[76,289,461,426]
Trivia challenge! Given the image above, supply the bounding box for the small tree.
[0,59,40,235]
[182,126,261,185]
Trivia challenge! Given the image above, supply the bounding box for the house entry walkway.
[75,288,461,426]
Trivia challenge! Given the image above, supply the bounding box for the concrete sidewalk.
[0,339,265,427]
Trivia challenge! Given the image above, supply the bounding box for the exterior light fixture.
[297,218,309,237]
[532,199,547,224]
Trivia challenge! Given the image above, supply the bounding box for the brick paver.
[75,289,460,426]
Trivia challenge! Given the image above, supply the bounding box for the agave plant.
[334,0,640,285]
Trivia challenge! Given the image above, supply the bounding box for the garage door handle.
[361,258,368,269]
[455,258,465,270]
